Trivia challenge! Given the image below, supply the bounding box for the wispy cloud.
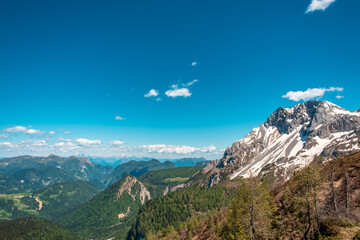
[0,142,13,148]
[191,61,198,66]
[140,144,216,154]
[336,95,344,99]
[26,129,45,134]
[282,87,343,102]
[0,134,219,158]
[182,79,199,87]
[306,0,336,13]
[3,126,28,133]
[74,138,102,146]
[109,140,124,146]
[115,116,125,120]
[144,89,159,98]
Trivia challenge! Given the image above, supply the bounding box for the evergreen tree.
[289,161,324,239]
[222,177,276,240]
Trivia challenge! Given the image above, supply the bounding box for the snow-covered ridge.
[212,101,360,184]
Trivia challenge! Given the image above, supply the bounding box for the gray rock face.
[207,101,360,186]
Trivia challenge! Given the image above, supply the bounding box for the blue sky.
[1,0,359,159]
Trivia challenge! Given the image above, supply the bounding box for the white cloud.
[74,138,102,146]
[165,88,192,98]
[200,145,217,153]
[141,144,216,155]
[165,80,197,98]
[109,140,124,146]
[26,129,45,134]
[53,141,79,151]
[182,79,199,87]
[49,131,56,135]
[156,97,162,102]
[3,126,28,133]
[57,138,72,142]
[282,87,343,102]
[0,142,13,148]
[191,61,198,66]
[336,95,344,99]
[0,137,220,158]
[54,142,65,147]
[306,0,336,13]
[115,116,125,120]
[63,131,72,134]
[2,126,47,134]
[19,139,48,146]
[0,134,9,139]
[144,89,159,97]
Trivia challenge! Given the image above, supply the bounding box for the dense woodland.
[135,152,360,240]
[0,217,85,240]
[128,186,237,239]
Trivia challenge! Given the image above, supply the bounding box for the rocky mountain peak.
[116,176,151,204]
[205,101,360,186]
[264,101,353,135]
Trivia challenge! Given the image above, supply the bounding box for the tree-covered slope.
[128,186,237,239]
[138,166,203,198]
[56,166,203,239]
[135,152,360,240]
[0,217,84,240]
[1,167,77,194]
[0,193,38,221]
[56,175,151,240]
[34,181,100,219]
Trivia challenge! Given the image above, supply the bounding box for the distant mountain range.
[102,159,175,187]
[89,156,209,167]
[0,155,112,193]
[88,156,155,167]
[0,155,179,193]
[173,157,210,167]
